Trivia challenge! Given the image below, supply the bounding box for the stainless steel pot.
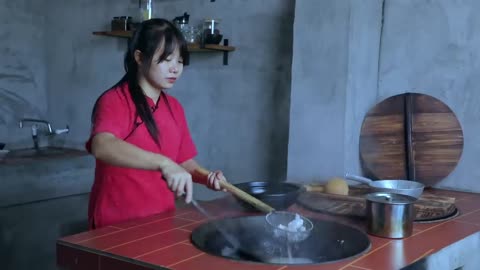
[365,192,417,239]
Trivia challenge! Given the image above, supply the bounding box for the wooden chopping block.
[302,183,455,212]
[299,184,457,220]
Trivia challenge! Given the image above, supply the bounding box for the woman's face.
[141,46,184,90]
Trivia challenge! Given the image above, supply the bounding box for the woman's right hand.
[160,160,193,203]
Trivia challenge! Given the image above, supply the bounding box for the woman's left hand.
[207,170,227,191]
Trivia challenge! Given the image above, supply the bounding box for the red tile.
[174,208,204,218]
[106,229,191,257]
[167,240,370,270]
[177,220,205,232]
[80,218,193,250]
[454,198,480,215]
[412,220,448,232]
[353,220,480,270]
[59,226,122,244]
[168,251,363,270]
[280,260,352,270]
[55,189,480,270]
[351,240,418,270]
[169,251,280,270]
[343,266,373,270]
[176,211,207,221]
[179,208,248,221]
[365,235,391,252]
[100,256,158,270]
[115,211,179,229]
[173,208,198,217]
[56,244,99,270]
[138,242,204,266]
[412,228,423,233]
[456,209,480,226]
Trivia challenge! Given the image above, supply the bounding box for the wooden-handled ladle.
[197,168,275,213]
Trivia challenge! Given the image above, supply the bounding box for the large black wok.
[233,181,301,211]
[191,215,371,265]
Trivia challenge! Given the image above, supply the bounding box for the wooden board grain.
[297,185,457,222]
[359,93,463,186]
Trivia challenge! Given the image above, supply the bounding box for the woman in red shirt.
[86,18,227,229]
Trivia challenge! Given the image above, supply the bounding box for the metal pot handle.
[344,173,373,184]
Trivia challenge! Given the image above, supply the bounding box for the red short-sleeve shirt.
[86,82,197,228]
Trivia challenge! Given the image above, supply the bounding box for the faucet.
[19,118,53,134]
[19,118,70,149]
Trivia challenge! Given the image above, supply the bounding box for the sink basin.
[0,146,94,207]
[191,216,371,265]
[3,147,87,161]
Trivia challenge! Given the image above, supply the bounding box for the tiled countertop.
[57,188,480,270]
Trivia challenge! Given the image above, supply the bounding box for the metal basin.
[7,147,66,158]
[4,147,86,161]
[191,216,371,265]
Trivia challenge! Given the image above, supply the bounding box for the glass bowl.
[265,211,313,243]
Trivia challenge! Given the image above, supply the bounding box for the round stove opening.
[190,216,371,265]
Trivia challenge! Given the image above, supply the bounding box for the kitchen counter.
[1,148,94,270]
[56,188,480,270]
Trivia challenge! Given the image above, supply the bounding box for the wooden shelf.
[187,43,235,52]
[93,31,235,64]
[93,31,133,38]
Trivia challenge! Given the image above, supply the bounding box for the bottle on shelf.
[138,0,152,21]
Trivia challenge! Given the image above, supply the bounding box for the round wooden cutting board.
[297,185,458,222]
[359,93,464,187]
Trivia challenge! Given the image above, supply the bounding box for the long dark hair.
[92,18,188,145]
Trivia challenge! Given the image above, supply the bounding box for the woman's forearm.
[181,159,209,185]
[91,132,172,171]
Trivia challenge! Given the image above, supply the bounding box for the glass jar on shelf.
[203,18,220,35]
[201,18,223,44]
[182,25,201,43]
[138,0,152,21]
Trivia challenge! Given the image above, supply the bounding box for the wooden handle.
[219,181,275,213]
[196,167,275,213]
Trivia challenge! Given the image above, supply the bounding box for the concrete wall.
[288,0,383,181]
[289,0,480,193]
[44,0,294,199]
[378,0,480,192]
[0,0,48,148]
